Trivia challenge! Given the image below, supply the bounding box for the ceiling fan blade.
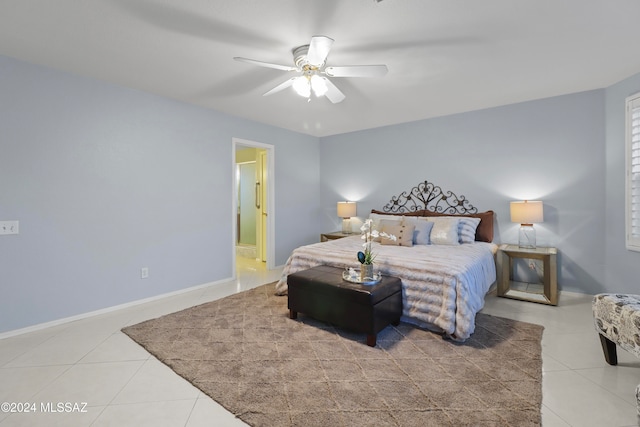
[263,77,296,97]
[322,78,346,104]
[234,57,297,72]
[325,65,388,78]
[306,35,334,67]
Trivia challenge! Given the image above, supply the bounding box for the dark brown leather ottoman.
[287,265,402,347]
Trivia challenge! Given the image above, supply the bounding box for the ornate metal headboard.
[382,180,478,214]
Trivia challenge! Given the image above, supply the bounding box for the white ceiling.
[1,0,639,137]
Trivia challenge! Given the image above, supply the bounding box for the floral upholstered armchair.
[592,293,640,415]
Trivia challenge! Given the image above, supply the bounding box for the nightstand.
[320,231,355,242]
[496,244,558,305]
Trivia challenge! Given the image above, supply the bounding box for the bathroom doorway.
[232,138,274,274]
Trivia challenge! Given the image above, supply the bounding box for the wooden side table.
[320,231,355,242]
[497,244,558,305]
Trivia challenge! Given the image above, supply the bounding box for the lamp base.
[341,218,351,234]
[518,224,536,249]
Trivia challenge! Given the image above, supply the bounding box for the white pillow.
[428,217,460,245]
[368,213,403,231]
[402,217,434,245]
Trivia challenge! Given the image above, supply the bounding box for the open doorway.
[236,159,258,257]
[232,138,275,275]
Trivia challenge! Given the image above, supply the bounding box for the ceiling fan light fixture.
[311,75,328,97]
[237,35,387,104]
[292,76,311,98]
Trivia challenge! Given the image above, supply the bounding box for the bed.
[275,180,497,341]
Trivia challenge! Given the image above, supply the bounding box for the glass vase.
[360,264,374,281]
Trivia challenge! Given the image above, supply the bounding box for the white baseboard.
[0,277,233,340]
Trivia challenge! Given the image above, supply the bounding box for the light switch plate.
[0,221,19,235]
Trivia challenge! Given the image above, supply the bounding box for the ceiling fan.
[234,36,388,103]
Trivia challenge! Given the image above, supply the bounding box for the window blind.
[626,94,640,251]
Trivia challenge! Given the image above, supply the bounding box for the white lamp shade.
[510,200,543,224]
[292,76,310,97]
[311,75,328,97]
[337,201,357,218]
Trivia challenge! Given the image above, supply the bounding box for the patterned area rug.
[122,282,543,427]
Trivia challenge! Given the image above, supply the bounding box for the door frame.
[232,138,275,271]
[258,149,268,262]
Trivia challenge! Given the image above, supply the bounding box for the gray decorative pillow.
[402,216,434,245]
[451,217,481,243]
[380,224,415,247]
[428,217,460,245]
[457,217,481,243]
[426,216,481,244]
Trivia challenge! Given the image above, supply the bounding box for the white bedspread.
[275,236,497,341]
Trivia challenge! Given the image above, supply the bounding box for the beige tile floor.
[0,260,639,426]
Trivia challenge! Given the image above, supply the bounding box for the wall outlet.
[0,221,19,235]
[140,267,149,279]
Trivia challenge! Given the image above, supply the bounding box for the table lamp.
[510,200,543,249]
[337,201,357,234]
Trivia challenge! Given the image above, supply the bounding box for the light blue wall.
[0,55,320,333]
[604,72,640,294]
[3,50,639,334]
[319,90,607,294]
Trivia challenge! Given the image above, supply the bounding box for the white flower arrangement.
[357,219,396,265]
